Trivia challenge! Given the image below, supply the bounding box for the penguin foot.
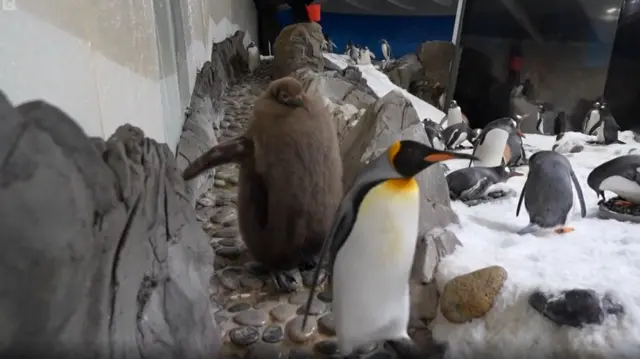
[554,227,575,234]
[271,270,299,293]
[614,199,634,207]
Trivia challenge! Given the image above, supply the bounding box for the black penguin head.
[450,100,458,108]
[388,140,478,178]
[538,105,545,113]
[248,41,255,48]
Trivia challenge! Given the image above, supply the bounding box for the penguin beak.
[424,150,478,163]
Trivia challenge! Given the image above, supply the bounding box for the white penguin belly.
[447,108,463,127]
[333,180,419,354]
[473,129,509,167]
[600,175,640,203]
[452,132,468,148]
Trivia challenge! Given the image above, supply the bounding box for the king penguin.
[516,151,586,235]
[469,117,524,168]
[582,101,601,135]
[301,140,477,358]
[247,41,260,75]
[381,39,392,61]
[536,105,547,135]
[587,154,640,205]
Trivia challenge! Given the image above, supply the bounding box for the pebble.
[214,313,229,325]
[212,207,238,226]
[218,238,239,247]
[212,227,239,238]
[240,276,265,290]
[216,246,243,259]
[301,269,327,287]
[214,179,227,188]
[289,292,310,305]
[261,324,284,343]
[270,304,297,323]
[244,343,284,359]
[255,300,279,310]
[318,313,336,335]
[228,302,251,313]
[218,272,239,290]
[288,348,313,359]
[197,197,214,207]
[297,297,326,315]
[318,291,333,303]
[285,315,318,343]
[229,326,260,346]
[234,309,269,326]
[216,192,238,205]
[314,340,340,357]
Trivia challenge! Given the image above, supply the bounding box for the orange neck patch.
[388,141,402,164]
[384,177,419,191]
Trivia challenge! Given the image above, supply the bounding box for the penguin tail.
[517,223,540,235]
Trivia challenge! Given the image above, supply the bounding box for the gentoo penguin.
[358,46,375,65]
[505,129,528,167]
[349,44,359,64]
[439,100,463,127]
[447,166,523,201]
[470,117,525,168]
[381,39,392,61]
[536,105,547,135]
[587,154,640,205]
[516,151,586,235]
[247,41,260,75]
[593,102,625,145]
[183,77,343,292]
[582,101,601,135]
[442,122,473,150]
[423,120,445,150]
[301,140,477,357]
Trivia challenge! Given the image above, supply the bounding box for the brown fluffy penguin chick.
[239,76,343,292]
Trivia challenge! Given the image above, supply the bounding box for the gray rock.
[285,316,318,343]
[261,324,285,343]
[229,326,260,346]
[0,97,220,358]
[240,275,265,290]
[244,343,285,359]
[289,292,310,305]
[384,53,423,89]
[317,291,332,303]
[212,226,239,238]
[293,67,377,110]
[297,297,326,316]
[314,340,340,357]
[270,304,298,323]
[318,313,336,335]
[272,23,325,79]
[228,302,252,313]
[217,237,239,247]
[216,246,243,259]
[416,41,455,87]
[234,309,269,327]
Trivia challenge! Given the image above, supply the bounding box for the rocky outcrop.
[440,266,508,323]
[272,22,325,79]
[416,41,455,88]
[177,33,249,205]
[0,95,220,358]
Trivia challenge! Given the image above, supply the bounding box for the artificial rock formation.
[440,266,508,323]
[0,95,220,358]
[272,22,325,79]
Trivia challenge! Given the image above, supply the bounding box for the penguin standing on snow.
[592,102,625,145]
[516,151,586,235]
[447,166,523,202]
[582,101,601,135]
[301,140,477,358]
[442,122,474,150]
[423,120,445,150]
[381,39,393,61]
[439,100,463,127]
[247,41,260,75]
[587,154,640,206]
[505,128,528,167]
[536,105,547,135]
[470,117,525,168]
[349,44,360,64]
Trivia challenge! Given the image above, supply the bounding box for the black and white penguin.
[505,129,528,167]
[516,151,586,235]
[349,44,359,64]
[470,117,525,168]
[381,39,392,61]
[447,166,523,201]
[423,120,445,150]
[442,122,473,150]
[247,41,260,75]
[592,102,625,145]
[536,105,547,135]
[439,100,463,128]
[587,154,640,205]
[582,101,601,135]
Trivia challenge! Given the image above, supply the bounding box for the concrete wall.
[0,0,257,152]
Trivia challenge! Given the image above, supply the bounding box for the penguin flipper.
[516,179,527,217]
[459,177,492,201]
[570,169,587,218]
[250,171,269,228]
[616,140,626,144]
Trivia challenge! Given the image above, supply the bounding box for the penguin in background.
[349,44,360,64]
[536,105,547,135]
[381,39,393,61]
[447,165,523,202]
[554,110,569,135]
[358,46,375,65]
[439,100,463,128]
[322,34,337,53]
[301,140,477,358]
[505,116,528,167]
[592,102,625,145]
[423,120,445,150]
[470,117,525,168]
[442,122,474,150]
[582,101,601,135]
[587,154,640,206]
[516,151,586,235]
[247,41,260,75]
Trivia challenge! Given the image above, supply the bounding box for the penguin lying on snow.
[442,122,478,150]
[301,140,477,358]
[516,151,586,235]
[587,154,640,206]
[470,117,524,168]
[447,166,523,202]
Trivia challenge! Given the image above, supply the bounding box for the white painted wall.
[0,0,257,152]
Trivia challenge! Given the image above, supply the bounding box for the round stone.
[228,302,251,313]
[270,304,297,323]
[197,197,214,207]
[255,300,279,310]
[214,179,227,188]
[216,246,243,259]
[212,227,239,238]
[317,291,332,303]
[234,309,269,326]
[218,273,240,290]
[318,313,335,335]
[240,276,264,290]
[261,324,284,343]
[288,292,310,305]
[297,298,326,316]
[285,315,318,343]
[288,348,313,359]
[314,340,340,356]
[244,343,284,359]
[229,326,260,346]
[218,238,238,247]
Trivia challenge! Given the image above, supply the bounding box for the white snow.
[323,53,445,124]
[431,131,640,359]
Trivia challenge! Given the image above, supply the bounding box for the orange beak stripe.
[425,153,458,162]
